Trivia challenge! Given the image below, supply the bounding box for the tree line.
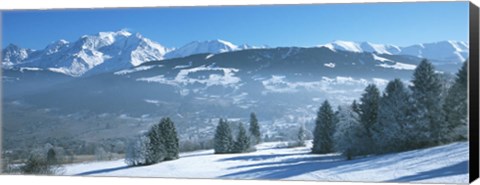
[125,112,261,166]
[312,59,468,159]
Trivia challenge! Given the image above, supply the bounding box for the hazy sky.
[1,1,469,49]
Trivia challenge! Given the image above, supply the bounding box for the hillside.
[64,141,469,184]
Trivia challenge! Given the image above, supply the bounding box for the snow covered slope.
[64,141,468,184]
[164,39,266,59]
[319,40,468,64]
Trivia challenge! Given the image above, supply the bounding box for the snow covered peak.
[321,40,363,53]
[2,30,169,76]
[2,44,34,68]
[45,40,70,55]
[399,40,468,64]
[164,39,239,59]
[164,39,268,59]
[320,40,400,55]
[319,40,468,64]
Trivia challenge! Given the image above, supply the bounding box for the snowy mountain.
[400,41,469,64]
[164,39,266,59]
[321,40,401,55]
[1,44,36,69]
[319,40,468,64]
[2,30,171,76]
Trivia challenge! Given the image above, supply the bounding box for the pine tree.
[125,134,151,166]
[146,123,166,164]
[352,100,361,114]
[410,59,446,146]
[296,124,306,147]
[234,123,251,153]
[358,84,380,144]
[443,60,468,141]
[214,119,234,154]
[159,117,179,160]
[249,112,261,144]
[334,105,367,159]
[312,100,336,154]
[46,148,57,165]
[374,79,415,153]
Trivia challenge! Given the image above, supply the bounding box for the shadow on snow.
[75,165,131,175]
[387,161,468,182]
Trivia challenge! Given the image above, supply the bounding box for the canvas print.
[0,2,473,184]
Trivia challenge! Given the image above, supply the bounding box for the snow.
[144,99,160,106]
[2,30,169,76]
[377,62,417,70]
[63,141,468,184]
[173,61,193,69]
[137,65,241,88]
[261,76,370,94]
[19,67,42,72]
[114,65,159,75]
[163,39,266,59]
[205,54,215,59]
[372,54,392,62]
[324,62,336,68]
[317,40,469,64]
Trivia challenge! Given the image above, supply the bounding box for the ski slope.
[64,141,469,184]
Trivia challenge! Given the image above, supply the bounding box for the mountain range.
[2,31,468,153]
[319,40,468,64]
[2,30,469,77]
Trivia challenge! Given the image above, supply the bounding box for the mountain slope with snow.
[64,141,468,183]
[164,39,266,59]
[319,40,468,64]
[2,30,171,76]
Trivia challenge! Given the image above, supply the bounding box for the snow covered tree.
[334,105,368,159]
[125,134,151,166]
[46,148,57,165]
[146,123,166,164]
[410,59,446,146]
[158,117,179,160]
[374,79,416,153]
[312,100,336,154]
[443,60,468,141]
[233,123,251,153]
[249,112,261,144]
[296,124,307,147]
[351,100,361,115]
[358,84,380,145]
[214,119,234,154]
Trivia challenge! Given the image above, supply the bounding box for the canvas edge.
[469,1,480,183]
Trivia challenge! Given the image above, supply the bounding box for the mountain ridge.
[2,30,469,77]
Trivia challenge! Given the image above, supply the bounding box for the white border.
[0,0,478,185]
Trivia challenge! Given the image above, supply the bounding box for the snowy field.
[64,141,469,184]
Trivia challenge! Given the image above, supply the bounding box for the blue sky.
[1,2,469,50]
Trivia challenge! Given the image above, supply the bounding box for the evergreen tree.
[410,59,446,146]
[234,123,251,153]
[46,148,57,165]
[296,124,306,147]
[374,79,415,153]
[146,123,166,164]
[214,119,234,154]
[358,84,380,143]
[443,60,468,141]
[159,117,179,160]
[125,134,151,166]
[312,100,336,154]
[249,112,261,144]
[351,100,361,115]
[334,105,368,159]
